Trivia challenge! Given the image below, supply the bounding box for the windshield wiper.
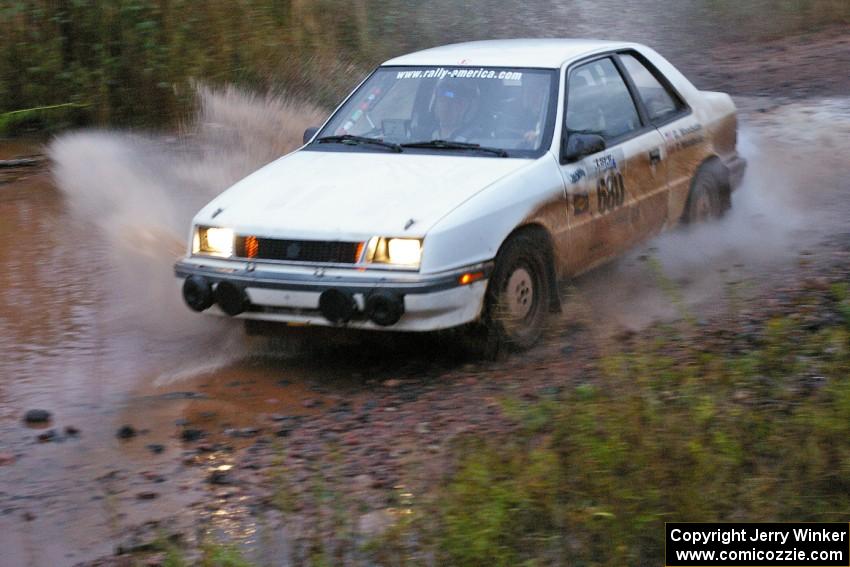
[315,134,402,153]
[401,139,508,157]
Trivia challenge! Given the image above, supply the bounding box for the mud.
[1,24,850,567]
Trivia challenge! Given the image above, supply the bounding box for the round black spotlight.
[214,281,250,316]
[182,276,214,312]
[365,291,404,327]
[318,289,357,324]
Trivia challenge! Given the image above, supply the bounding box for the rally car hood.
[194,150,533,240]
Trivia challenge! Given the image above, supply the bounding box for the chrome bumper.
[174,259,493,295]
[174,258,493,331]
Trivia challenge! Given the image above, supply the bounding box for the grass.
[268,441,299,514]
[832,283,850,327]
[358,275,850,566]
[154,535,253,567]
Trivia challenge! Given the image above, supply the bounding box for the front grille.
[235,236,363,264]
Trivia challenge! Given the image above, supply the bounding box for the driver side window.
[566,57,641,142]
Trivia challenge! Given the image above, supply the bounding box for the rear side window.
[619,54,683,123]
[566,57,641,142]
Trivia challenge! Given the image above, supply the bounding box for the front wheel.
[483,232,552,353]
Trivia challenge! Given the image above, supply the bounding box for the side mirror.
[562,132,606,163]
[303,127,320,145]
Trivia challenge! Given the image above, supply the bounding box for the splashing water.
[48,85,326,374]
[570,96,850,333]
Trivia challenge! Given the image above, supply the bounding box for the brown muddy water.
[0,160,325,564]
[1,95,848,566]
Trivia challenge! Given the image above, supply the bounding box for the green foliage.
[5,0,848,131]
[439,439,561,567]
[163,546,188,567]
[0,0,374,128]
[0,103,90,135]
[267,442,298,514]
[151,533,253,567]
[427,314,850,566]
[831,283,850,329]
[199,543,253,567]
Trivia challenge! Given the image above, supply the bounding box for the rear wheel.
[481,231,552,355]
[684,160,729,224]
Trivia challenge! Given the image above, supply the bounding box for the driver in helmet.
[432,79,480,141]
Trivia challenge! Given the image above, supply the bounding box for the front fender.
[421,152,566,273]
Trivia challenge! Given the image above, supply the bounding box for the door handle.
[649,148,662,165]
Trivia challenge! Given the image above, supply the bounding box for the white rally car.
[175,39,745,350]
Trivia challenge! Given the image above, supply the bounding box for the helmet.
[435,78,479,102]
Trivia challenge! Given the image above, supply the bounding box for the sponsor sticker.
[395,67,523,81]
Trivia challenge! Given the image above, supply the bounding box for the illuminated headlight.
[366,237,422,267]
[193,226,234,257]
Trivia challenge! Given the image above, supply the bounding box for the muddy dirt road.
[1,26,850,567]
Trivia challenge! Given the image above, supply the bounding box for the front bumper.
[174,257,492,332]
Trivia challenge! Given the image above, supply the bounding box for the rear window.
[620,53,684,123]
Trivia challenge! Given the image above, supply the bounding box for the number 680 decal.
[596,171,625,213]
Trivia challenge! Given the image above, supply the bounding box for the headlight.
[366,237,422,267]
[193,226,234,257]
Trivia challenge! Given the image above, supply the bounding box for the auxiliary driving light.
[318,289,357,324]
[214,281,249,316]
[365,291,404,326]
[182,276,214,312]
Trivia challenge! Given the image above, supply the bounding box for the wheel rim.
[505,266,535,320]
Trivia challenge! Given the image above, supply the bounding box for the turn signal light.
[458,271,485,285]
[245,236,259,258]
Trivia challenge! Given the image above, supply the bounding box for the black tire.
[483,231,552,353]
[683,160,729,224]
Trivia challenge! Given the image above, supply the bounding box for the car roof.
[382,39,639,69]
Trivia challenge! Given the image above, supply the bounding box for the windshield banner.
[396,68,523,81]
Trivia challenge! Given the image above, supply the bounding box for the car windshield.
[314,66,558,157]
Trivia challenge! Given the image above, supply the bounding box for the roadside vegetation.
[157,539,253,567]
[2,0,849,131]
[0,0,371,129]
[371,283,850,566]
